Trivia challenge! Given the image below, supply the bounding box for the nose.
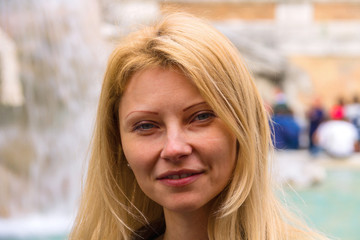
[160,128,192,161]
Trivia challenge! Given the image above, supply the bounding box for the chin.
[161,195,213,214]
[166,203,200,212]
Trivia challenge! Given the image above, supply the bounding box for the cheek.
[201,126,237,172]
[122,144,151,191]
[121,137,158,174]
[218,133,237,171]
[218,136,237,174]
[208,125,237,155]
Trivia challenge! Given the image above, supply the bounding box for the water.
[285,168,360,240]
[4,237,64,240]
[0,0,106,238]
[0,214,70,240]
[0,0,105,216]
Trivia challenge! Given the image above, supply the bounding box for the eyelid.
[191,110,216,122]
[132,121,159,132]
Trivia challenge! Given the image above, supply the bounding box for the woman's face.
[119,67,237,213]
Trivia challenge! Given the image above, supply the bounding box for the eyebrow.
[183,101,208,112]
[125,110,158,119]
[125,101,209,119]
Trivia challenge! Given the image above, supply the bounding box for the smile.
[157,170,204,187]
[157,169,203,180]
[165,173,195,179]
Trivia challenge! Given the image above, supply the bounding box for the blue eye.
[194,112,215,121]
[134,123,156,131]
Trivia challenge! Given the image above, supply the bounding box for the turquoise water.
[285,168,360,240]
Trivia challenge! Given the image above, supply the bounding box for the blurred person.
[271,104,301,150]
[307,98,325,155]
[314,116,358,158]
[329,97,345,120]
[69,13,329,240]
[274,87,287,105]
[345,95,360,151]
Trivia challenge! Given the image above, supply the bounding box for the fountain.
[0,0,107,238]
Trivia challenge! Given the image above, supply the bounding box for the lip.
[156,169,204,187]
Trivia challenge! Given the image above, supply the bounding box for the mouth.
[156,170,204,186]
[157,170,203,180]
[162,173,198,180]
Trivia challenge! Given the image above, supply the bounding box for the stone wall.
[161,1,360,21]
[314,2,360,20]
[291,56,360,110]
[160,2,275,20]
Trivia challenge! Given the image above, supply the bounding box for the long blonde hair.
[70,13,329,240]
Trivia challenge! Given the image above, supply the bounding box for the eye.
[193,111,215,122]
[133,122,157,132]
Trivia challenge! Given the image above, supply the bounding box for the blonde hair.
[70,13,329,240]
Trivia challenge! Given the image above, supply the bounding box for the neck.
[162,207,211,240]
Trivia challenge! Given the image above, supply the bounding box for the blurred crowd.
[270,91,360,159]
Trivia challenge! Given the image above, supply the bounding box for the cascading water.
[0,0,107,238]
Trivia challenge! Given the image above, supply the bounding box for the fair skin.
[119,67,237,240]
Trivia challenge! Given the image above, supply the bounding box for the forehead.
[123,67,198,96]
[119,67,206,111]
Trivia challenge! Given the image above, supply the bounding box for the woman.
[70,13,329,240]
